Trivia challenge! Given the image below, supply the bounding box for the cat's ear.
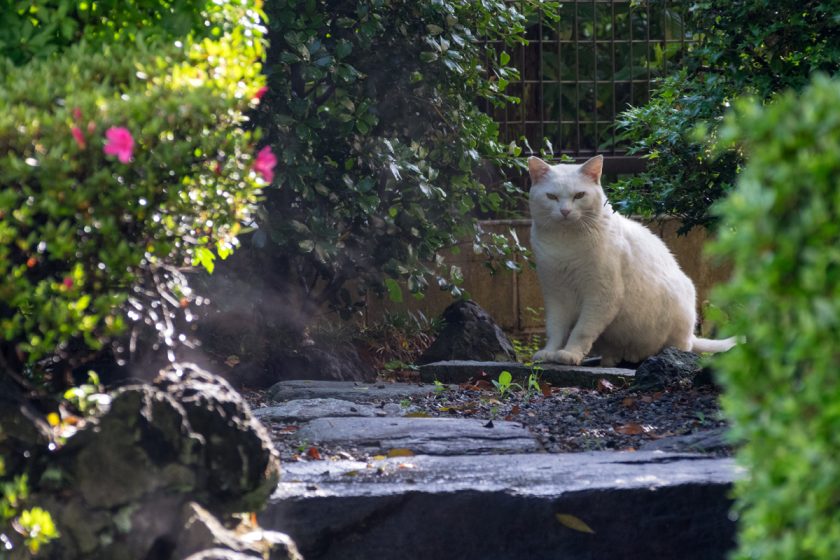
[528,156,552,184]
[579,155,604,183]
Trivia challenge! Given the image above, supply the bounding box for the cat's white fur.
[528,155,736,366]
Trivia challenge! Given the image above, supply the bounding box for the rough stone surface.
[37,365,286,559]
[418,300,516,364]
[267,380,448,403]
[157,363,281,514]
[295,417,541,455]
[262,452,739,560]
[253,398,378,421]
[184,549,262,560]
[633,347,702,391]
[175,502,302,560]
[640,426,731,455]
[419,360,634,388]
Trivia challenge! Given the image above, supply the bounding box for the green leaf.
[556,513,595,534]
[193,247,216,274]
[384,278,403,303]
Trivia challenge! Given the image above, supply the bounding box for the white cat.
[528,155,736,366]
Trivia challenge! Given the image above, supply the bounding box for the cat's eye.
[574,192,586,200]
[546,193,559,201]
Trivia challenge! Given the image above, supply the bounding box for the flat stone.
[267,380,451,403]
[419,360,634,388]
[640,427,731,455]
[294,417,540,455]
[261,452,739,560]
[252,399,378,421]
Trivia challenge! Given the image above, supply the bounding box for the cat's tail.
[690,335,739,354]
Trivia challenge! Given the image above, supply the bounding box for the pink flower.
[103,127,134,163]
[253,145,277,183]
[72,107,83,121]
[62,277,74,289]
[71,126,86,149]
[253,86,268,101]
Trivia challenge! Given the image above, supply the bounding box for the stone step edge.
[418,360,635,388]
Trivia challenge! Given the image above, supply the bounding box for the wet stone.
[252,399,378,421]
[294,417,541,456]
[267,380,449,403]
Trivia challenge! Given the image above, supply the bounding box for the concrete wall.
[364,218,730,336]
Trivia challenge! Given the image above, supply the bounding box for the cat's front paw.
[532,349,555,363]
[533,349,584,365]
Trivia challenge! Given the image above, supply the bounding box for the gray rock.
[419,360,634,388]
[175,502,302,560]
[261,452,740,560]
[640,427,731,455]
[267,380,448,403]
[184,549,262,560]
[295,416,541,455]
[418,300,516,364]
[175,502,248,558]
[40,365,284,559]
[156,363,281,514]
[253,398,378,421]
[633,346,701,391]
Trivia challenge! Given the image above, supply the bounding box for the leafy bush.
[0,0,241,65]
[0,2,267,382]
[254,0,551,322]
[710,75,840,559]
[613,0,840,229]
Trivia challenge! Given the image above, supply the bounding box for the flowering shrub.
[0,2,268,381]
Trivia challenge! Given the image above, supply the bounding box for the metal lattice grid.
[487,0,695,173]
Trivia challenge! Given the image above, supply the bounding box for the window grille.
[487,0,695,172]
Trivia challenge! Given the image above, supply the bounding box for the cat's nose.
[560,208,571,217]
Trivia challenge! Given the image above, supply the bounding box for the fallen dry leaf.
[387,448,415,458]
[615,423,645,435]
[596,378,617,393]
[540,382,553,397]
[306,446,322,460]
[556,513,596,534]
[621,397,637,409]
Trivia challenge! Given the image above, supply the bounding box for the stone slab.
[295,416,541,455]
[252,398,379,421]
[419,360,635,388]
[640,426,731,455]
[262,452,739,560]
[267,380,451,403]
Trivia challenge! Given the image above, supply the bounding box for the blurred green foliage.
[613,0,840,229]
[254,0,553,321]
[1,459,59,556]
[0,0,244,65]
[710,75,840,559]
[0,0,266,381]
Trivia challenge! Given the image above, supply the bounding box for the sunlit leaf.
[556,513,595,534]
[386,448,415,458]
